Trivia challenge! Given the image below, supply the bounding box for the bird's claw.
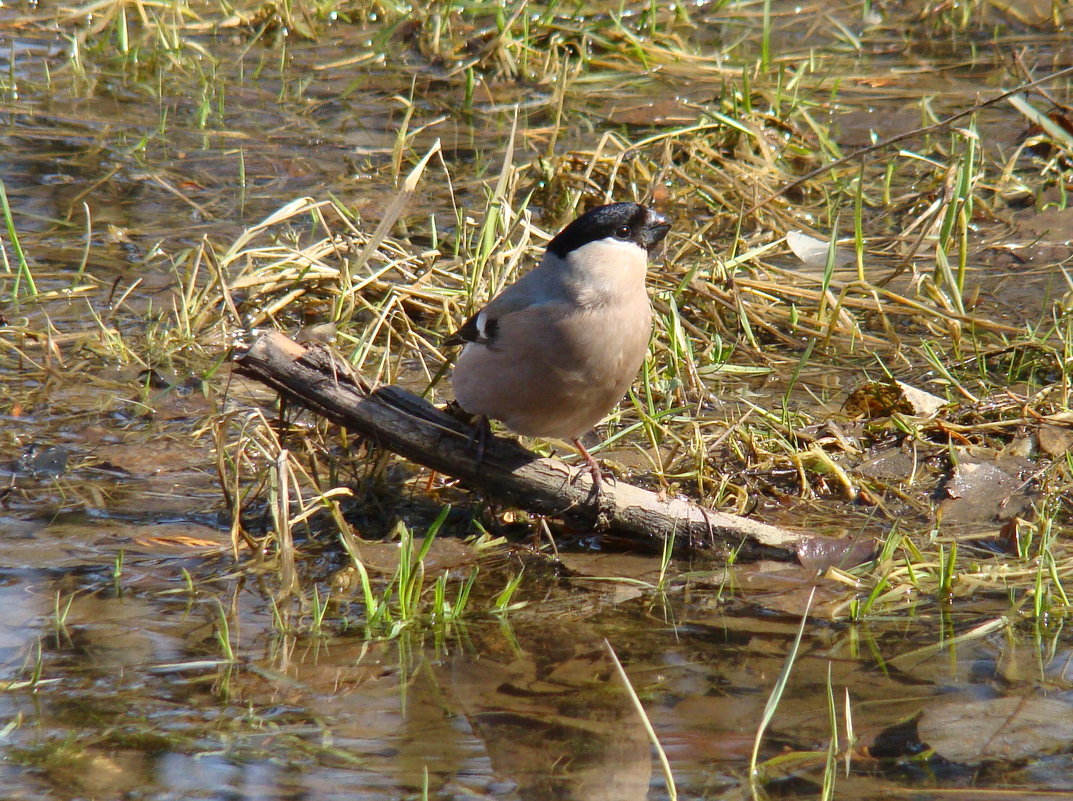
[466,415,492,467]
[570,437,616,497]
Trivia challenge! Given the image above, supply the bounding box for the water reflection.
[0,552,1070,799]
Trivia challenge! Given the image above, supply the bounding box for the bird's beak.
[641,209,672,251]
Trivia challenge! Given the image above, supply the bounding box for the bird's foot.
[571,438,615,493]
[467,415,492,467]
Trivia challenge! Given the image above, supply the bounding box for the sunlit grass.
[2,5,1073,800]
[0,0,1070,636]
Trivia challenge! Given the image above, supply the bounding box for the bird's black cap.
[546,202,671,258]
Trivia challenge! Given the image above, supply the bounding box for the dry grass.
[1,0,1072,623]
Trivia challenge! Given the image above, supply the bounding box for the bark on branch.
[234,331,823,559]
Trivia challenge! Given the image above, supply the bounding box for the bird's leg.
[467,415,492,467]
[571,438,608,489]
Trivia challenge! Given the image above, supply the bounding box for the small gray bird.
[446,201,671,486]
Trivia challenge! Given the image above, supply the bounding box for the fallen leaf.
[919,696,1073,763]
[894,381,947,417]
[854,445,919,482]
[843,380,945,419]
[606,99,697,126]
[349,537,476,575]
[94,442,206,476]
[795,535,875,571]
[940,454,1035,524]
[786,230,854,268]
[558,553,664,586]
[1038,422,1073,457]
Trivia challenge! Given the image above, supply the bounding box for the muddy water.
[2,3,1073,800]
[0,556,1066,799]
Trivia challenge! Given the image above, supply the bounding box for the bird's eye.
[614,224,632,239]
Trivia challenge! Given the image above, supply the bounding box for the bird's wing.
[444,266,563,348]
[442,312,485,347]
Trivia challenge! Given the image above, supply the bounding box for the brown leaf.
[843,380,946,419]
[919,696,1073,763]
[558,553,664,585]
[1038,422,1073,457]
[842,382,910,418]
[940,455,1035,524]
[606,99,697,126]
[348,537,476,575]
[93,442,206,477]
[795,535,875,571]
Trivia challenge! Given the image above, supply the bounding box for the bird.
[445,201,671,487]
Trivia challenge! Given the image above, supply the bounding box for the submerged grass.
[337,505,477,637]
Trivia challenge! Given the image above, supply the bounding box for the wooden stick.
[234,331,817,558]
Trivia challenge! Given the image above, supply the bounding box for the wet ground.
[2,1,1073,799]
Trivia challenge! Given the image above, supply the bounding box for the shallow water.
[1,1,1073,798]
[2,553,1069,800]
